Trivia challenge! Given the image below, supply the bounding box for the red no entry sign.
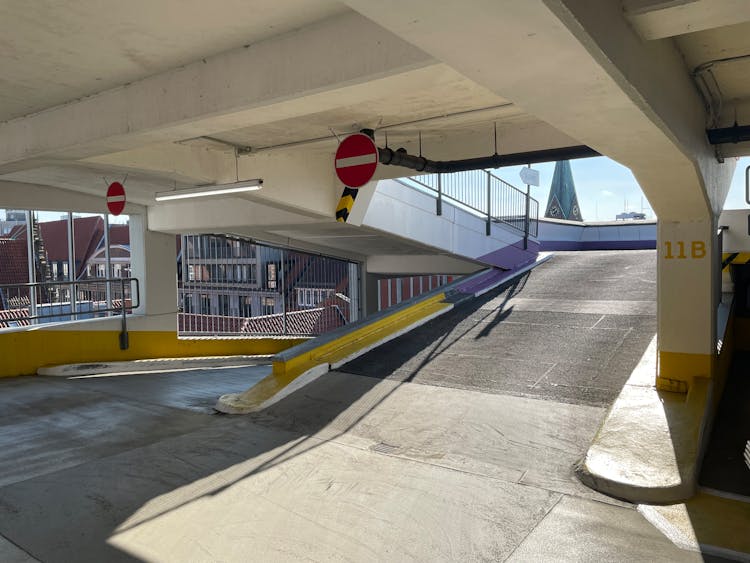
[106,181,126,215]
[335,133,378,188]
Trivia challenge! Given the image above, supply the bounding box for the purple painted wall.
[477,239,540,270]
[540,240,656,251]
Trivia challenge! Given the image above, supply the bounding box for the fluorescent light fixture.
[154,179,263,201]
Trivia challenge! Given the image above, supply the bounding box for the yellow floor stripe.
[0,330,302,377]
[234,293,451,408]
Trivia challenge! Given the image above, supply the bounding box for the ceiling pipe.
[706,123,750,145]
[376,144,600,173]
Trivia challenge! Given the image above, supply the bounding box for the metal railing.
[398,169,539,241]
[0,277,139,324]
[178,235,361,337]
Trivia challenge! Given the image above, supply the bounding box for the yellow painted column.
[657,218,717,393]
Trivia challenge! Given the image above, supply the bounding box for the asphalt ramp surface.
[342,250,657,407]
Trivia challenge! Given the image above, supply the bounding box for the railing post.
[119,278,129,350]
[67,212,77,320]
[104,213,112,314]
[280,249,288,335]
[25,211,38,323]
[486,172,492,236]
[524,185,531,250]
[436,173,443,216]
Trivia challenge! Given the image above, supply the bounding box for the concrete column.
[363,272,381,317]
[129,214,178,319]
[656,217,718,393]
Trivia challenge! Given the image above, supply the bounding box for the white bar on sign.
[336,154,377,168]
[107,195,126,202]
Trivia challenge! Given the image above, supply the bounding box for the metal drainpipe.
[378,145,599,174]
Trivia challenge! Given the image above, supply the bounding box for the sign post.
[106,181,126,216]
[520,165,539,249]
[335,133,379,188]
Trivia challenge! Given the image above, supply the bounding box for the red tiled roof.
[15,216,105,277]
[7,225,25,239]
[178,314,246,334]
[0,238,30,286]
[240,305,347,336]
[109,224,130,246]
[0,308,30,328]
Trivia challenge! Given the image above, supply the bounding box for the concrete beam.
[343,0,734,219]
[366,254,482,275]
[0,12,435,170]
[0,180,144,215]
[624,0,750,40]
[147,198,325,234]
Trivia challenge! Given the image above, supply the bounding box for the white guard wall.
[353,179,538,274]
[718,209,750,253]
[538,218,657,250]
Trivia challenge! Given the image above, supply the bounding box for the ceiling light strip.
[155,179,263,201]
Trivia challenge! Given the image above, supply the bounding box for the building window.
[218,294,229,316]
[239,297,252,317]
[297,288,331,308]
[183,294,193,313]
[262,297,275,315]
[267,263,277,289]
[200,294,211,315]
[188,265,195,281]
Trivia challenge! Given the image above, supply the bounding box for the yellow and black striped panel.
[722,252,750,271]
[335,187,359,222]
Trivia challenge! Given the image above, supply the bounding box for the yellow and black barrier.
[722,252,750,271]
[335,187,358,222]
[216,291,453,413]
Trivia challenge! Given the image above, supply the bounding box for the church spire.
[545,160,583,221]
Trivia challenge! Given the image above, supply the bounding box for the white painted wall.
[538,218,657,248]
[362,179,528,256]
[718,209,750,252]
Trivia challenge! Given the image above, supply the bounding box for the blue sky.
[493,156,750,221]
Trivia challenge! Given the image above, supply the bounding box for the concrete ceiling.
[1,0,749,257]
[198,65,522,152]
[626,1,750,156]
[676,21,750,123]
[0,0,348,122]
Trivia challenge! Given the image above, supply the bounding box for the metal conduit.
[377,145,600,174]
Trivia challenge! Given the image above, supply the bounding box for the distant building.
[0,215,131,326]
[616,211,647,221]
[0,209,26,236]
[545,160,583,221]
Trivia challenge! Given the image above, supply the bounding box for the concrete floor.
[0,251,730,561]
